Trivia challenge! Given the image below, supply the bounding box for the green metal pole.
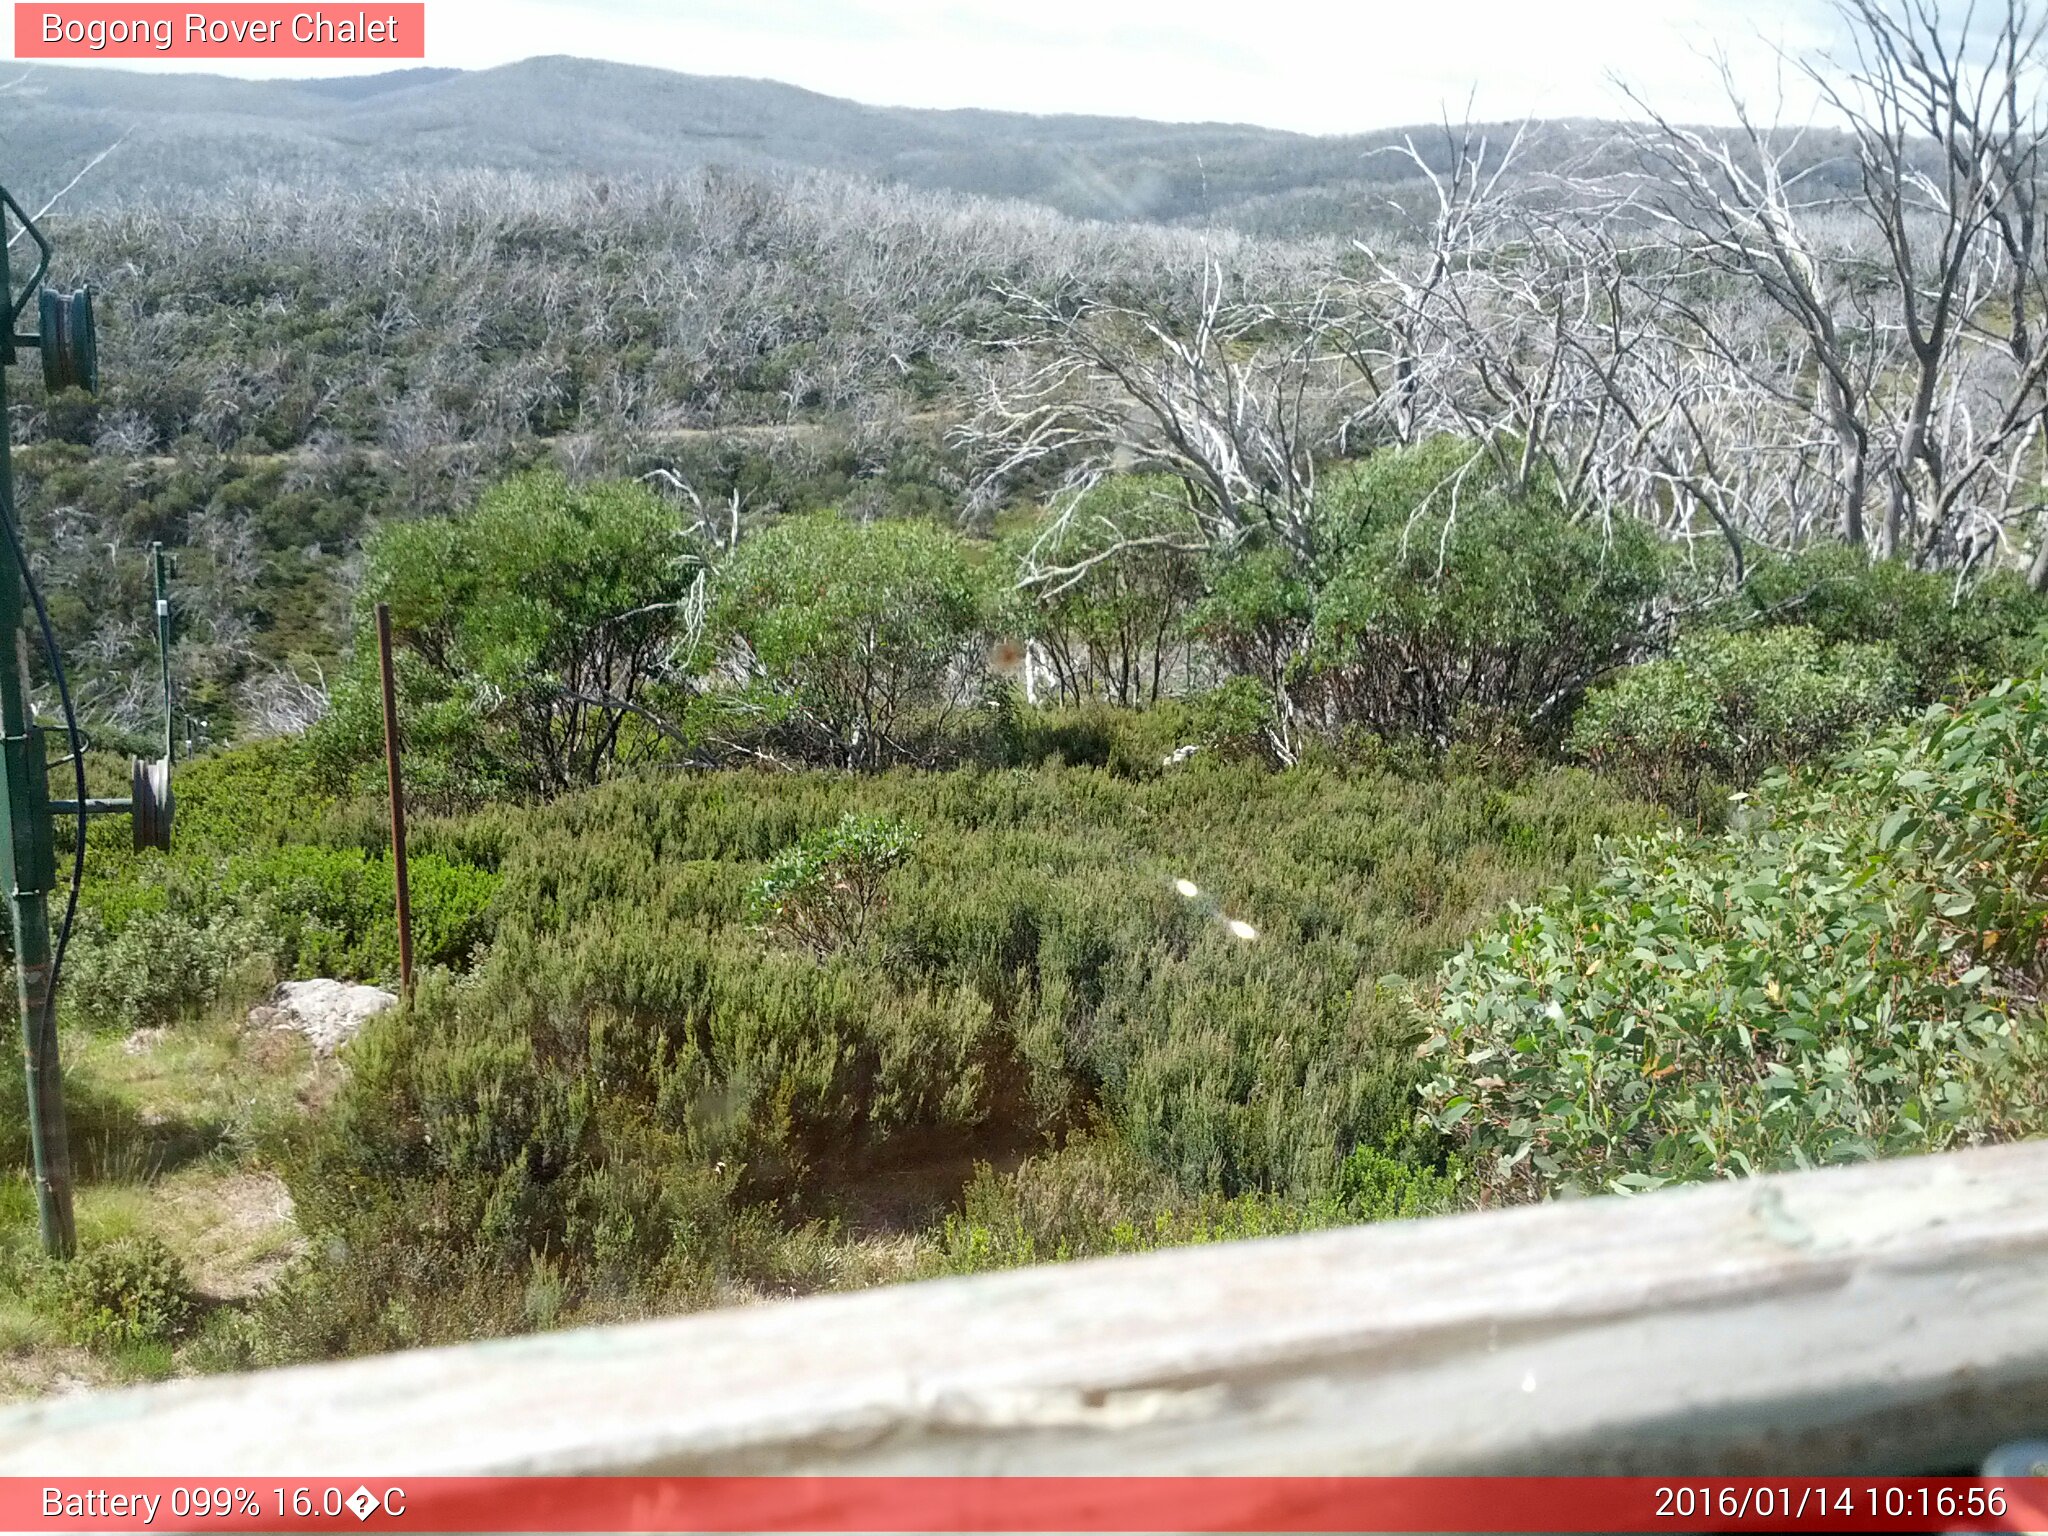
[0,219,73,1259]
[153,542,171,765]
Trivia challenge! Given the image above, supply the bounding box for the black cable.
[0,506,87,1015]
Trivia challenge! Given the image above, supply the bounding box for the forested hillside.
[15,169,1166,745]
[5,6,2048,1397]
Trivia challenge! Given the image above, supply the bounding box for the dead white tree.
[238,664,332,738]
[1808,0,2048,566]
[1621,0,2048,579]
[1618,79,1887,551]
[961,259,1366,585]
[1341,121,1533,452]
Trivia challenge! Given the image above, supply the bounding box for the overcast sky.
[91,0,1858,133]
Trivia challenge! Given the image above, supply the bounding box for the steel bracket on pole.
[2,726,52,898]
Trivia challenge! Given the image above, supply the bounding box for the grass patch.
[0,1013,323,1401]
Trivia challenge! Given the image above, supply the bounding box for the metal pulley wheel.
[130,755,172,852]
[39,285,96,395]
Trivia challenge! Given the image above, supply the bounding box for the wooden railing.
[5,1140,2046,1476]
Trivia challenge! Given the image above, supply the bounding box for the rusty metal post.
[375,603,413,1001]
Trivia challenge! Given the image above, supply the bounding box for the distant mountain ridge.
[0,55,1625,233]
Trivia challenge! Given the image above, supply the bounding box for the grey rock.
[258,979,398,1055]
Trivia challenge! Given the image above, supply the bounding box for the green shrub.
[1569,627,1909,813]
[1331,1140,1466,1221]
[1181,678,1282,765]
[706,510,992,768]
[1306,441,1662,744]
[68,740,499,1017]
[1187,546,1315,739]
[747,813,919,957]
[925,1133,1465,1274]
[311,471,703,804]
[64,836,498,1024]
[1723,544,2046,701]
[180,1307,264,1375]
[277,757,1655,1352]
[926,1135,1313,1272]
[235,844,498,980]
[1421,677,2048,1200]
[161,738,330,855]
[1187,440,1661,753]
[34,1235,196,1350]
[64,905,271,1031]
[972,694,1219,778]
[1006,476,1204,708]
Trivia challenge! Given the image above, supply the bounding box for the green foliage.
[1421,677,2048,1200]
[59,740,499,1021]
[1845,677,2048,986]
[966,688,1274,780]
[707,511,992,768]
[1723,544,2046,701]
[1570,627,1909,813]
[747,814,920,957]
[33,1236,196,1350]
[0,1096,25,1195]
[156,737,329,855]
[63,903,271,1032]
[233,845,498,979]
[180,1308,266,1376]
[1184,441,1660,753]
[1187,545,1315,717]
[1307,442,1662,742]
[925,1133,1464,1274]
[34,160,2048,1383]
[1332,1139,1466,1221]
[313,471,702,803]
[926,1135,1330,1272]
[1179,678,1283,765]
[277,757,1653,1354]
[1006,477,1203,707]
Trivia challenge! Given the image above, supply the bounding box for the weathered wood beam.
[5,1141,2046,1476]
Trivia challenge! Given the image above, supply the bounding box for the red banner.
[5,1477,2048,1533]
[13,5,425,59]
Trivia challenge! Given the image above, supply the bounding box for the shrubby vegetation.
[1301,445,1663,746]
[260,754,1650,1355]
[925,1134,1464,1274]
[1423,679,2048,1199]
[239,486,2048,1359]
[1172,444,1666,759]
[316,470,704,802]
[1568,546,2044,818]
[55,741,497,1029]
[14,24,2048,1382]
[313,444,1683,793]
[748,813,921,957]
[1570,628,1909,816]
[705,512,992,768]
[16,167,1200,744]
[32,1235,195,1351]
[1007,475,1204,708]
[1722,545,2047,703]
[12,418,2048,1383]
